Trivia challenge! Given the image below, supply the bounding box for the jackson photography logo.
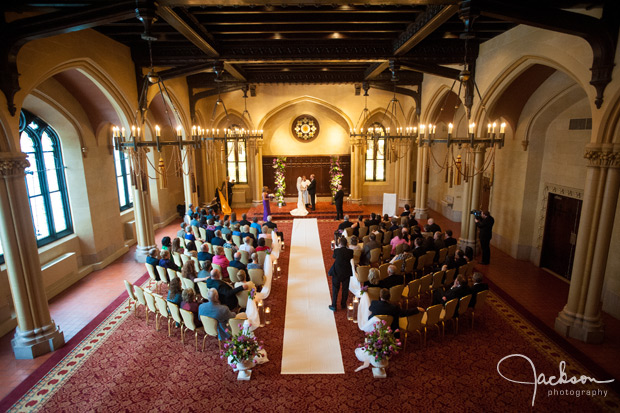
[497,354,615,406]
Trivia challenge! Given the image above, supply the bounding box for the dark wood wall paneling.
[263,156,350,196]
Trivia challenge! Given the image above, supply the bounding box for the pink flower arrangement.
[358,320,401,362]
[221,330,264,366]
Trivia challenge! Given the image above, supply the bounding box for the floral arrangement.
[329,156,343,197]
[360,285,368,296]
[248,288,256,300]
[272,157,287,204]
[358,320,400,362]
[221,330,264,368]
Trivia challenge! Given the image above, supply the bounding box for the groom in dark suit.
[307,174,317,210]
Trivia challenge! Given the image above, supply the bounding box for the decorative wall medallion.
[292,115,319,142]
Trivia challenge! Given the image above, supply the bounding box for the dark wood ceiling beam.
[401,63,460,80]
[160,0,448,6]
[155,5,219,57]
[223,62,247,82]
[365,61,390,80]
[393,4,459,55]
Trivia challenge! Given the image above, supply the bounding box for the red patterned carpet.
[2,221,619,412]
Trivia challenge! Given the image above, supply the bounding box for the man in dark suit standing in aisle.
[329,237,354,311]
[307,174,317,210]
[334,184,344,220]
[475,210,495,265]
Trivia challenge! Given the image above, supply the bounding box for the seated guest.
[206,208,215,221]
[159,250,180,272]
[259,226,271,240]
[238,213,251,227]
[469,272,489,307]
[197,243,214,263]
[212,246,230,274]
[360,232,379,265]
[389,218,400,232]
[427,217,441,233]
[240,225,257,247]
[349,236,362,252]
[412,237,426,260]
[177,223,187,239]
[369,288,424,332]
[234,270,255,295]
[229,211,238,225]
[364,212,380,227]
[184,228,197,242]
[445,249,468,271]
[444,229,457,247]
[223,233,237,250]
[206,268,247,311]
[215,219,224,231]
[352,215,364,237]
[199,216,208,229]
[256,237,271,253]
[382,214,390,224]
[240,236,256,255]
[146,248,160,267]
[184,240,198,258]
[411,225,423,242]
[186,203,194,217]
[229,252,247,273]
[250,217,262,234]
[336,215,354,235]
[434,231,445,252]
[423,231,436,252]
[401,227,410,243]
[198,288,236,340]
[206,219,217,231]
[181,288,202,328]
[161,236,172,251]
[181,260,198,281]
[264,215,277,230]
[391,244,413,276]
[167,277,183,306]
[211,230,225,247]
[247,253,261,270]
[408,214,419,228]
[364,266,402,290]
[196,261,212,281]
[171,237,184,255]
[400,204,412,217]
[433,274,471,306]
[190,213,200,228]
[390,231,408,255]
[221,221,232,235]
[364,268,382,288]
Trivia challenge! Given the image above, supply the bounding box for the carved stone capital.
[584,148,620,167]
[0,153,29,177]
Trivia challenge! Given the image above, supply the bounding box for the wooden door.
[540,194,582,280]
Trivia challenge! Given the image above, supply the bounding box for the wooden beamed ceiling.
[0,0,616,115]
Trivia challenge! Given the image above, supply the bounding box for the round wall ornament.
[292,114,319,142]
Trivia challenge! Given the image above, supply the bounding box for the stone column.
[350,137,363,204]
[132,150,156,262]
[415,144,429,219]
[555,145,620,343]
[249,139,264,206]
[398,141,413,207]
[0,152,65,359]
[462,145,485,249]
[182,147,198,209]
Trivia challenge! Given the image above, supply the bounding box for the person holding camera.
[474,210,494,265]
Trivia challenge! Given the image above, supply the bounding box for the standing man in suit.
[307,174,317,211]
[328,237,354,311]
[334,184,344,220]
[475,210,495,265]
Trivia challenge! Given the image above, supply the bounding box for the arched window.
[113,147,133,210]
[226,125,248,183]
[20,110,73,247]
[365,122,386,182]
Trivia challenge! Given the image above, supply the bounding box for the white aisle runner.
[281,219,345,374]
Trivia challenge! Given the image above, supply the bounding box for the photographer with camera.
[473,210,494,265]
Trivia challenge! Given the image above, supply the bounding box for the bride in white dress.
[290,176,309,216]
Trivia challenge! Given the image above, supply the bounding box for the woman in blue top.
[167,277,183,306]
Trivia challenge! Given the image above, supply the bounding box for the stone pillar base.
[459,238,476,250]
[12,324,65,359]
[135,244,156,263]
[555,309,605,344]
[252,199,262,207]
[350,197,362,205]
[414,208,428,219]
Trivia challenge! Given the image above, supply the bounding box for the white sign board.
[382,193,397,217]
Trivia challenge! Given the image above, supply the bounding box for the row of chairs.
[398,290,489,349]
[125,279,249,352]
